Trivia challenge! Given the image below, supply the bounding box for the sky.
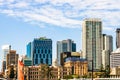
[0,0,120,71]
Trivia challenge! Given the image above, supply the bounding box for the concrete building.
[23,57,32,66]
[102,34,113,52]
[60,52,81,66]
[23,64,72,80]
[6,50,18,69]
[6,64,17,79]
[110,66,120,78]
[116,28,120,48]
[102,34,113,69]
[2,45,11,61]
[5,50,18,78]
[6,49,18,79]
[64,58,88,77]
[57,39,76,65]
[2,61,6,73]
[82,18,102,71]
[1,45,11,72]
[110,48,120,68]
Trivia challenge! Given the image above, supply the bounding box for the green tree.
[9,67,15,78]
[104,65,110,78]
[63,75,73,79]
[99,65,110,78]
[40,64,53,80]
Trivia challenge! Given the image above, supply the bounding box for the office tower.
[1,45,11,72]
[2,61,6,72]
[27,42,31,59]
[82,18,102,71]
[6,50,19,69]
[57,39,76,65]
[110,48,120,68]
[27,37,52,66]
[102,34,113,52]
[116,28,120,48]
[2,45,11,61]
[102,34,113,69]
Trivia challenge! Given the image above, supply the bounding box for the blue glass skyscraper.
[27,37,52,66]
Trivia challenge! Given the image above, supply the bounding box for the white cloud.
[9,2,29,8]
[0,0,119,30]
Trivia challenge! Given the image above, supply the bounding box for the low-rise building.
[23,57,32,66]
[64,57,88,77]
[110,48,120,68]
[23,64,72,80]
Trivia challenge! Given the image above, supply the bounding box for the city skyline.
[0,0,120,70]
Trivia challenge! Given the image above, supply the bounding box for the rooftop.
[112,48,120,53]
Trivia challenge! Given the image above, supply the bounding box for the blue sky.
[0,0,120,70]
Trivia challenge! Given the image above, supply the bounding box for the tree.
[40,64,53,80]
[63,75,73,79]
[104,65,110,78]
[99,65,110,78]
[9,67,15,78]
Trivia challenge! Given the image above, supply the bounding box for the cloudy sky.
[0,0,120,70]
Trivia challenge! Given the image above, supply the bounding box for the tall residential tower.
[82,18,102,71]
[2,45,11,61]
[57,39,76,65]
[101,34,113,69]
[116,28,120,48]
[27,37,52,66]
[2,45,11,72]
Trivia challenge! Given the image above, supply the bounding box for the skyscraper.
[116,28,120,48]
[27,42,32,59]
[57,39,76,65]
[2,45,11,72]
[6,50,19,69]
[102,34,113,52]
[2,45,11,61]
[102,34,113,69]
[27,37,52,66]
[82,18,102,71]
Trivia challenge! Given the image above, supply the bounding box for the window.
[41,49,43,53]
[38,49,40,53]
[41,59,43,63]
[45,49,47,53]
[39,54,41,58]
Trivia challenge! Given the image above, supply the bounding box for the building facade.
[82,18,102,71]
[64,58,88,77]
[6,50,18,69]
[6,50,18,78]
[57,39,76,65]
[60,52,81,66]
[116,28,120,48]
[2,45,11,61]
[2,61,6,73]
[27,42,32,59]
[110,48,120,68]
[24,64,72,80]
[23,58,32,66]
[27,37,52,66]
[2,45,11,72]
[102,34,113,69]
